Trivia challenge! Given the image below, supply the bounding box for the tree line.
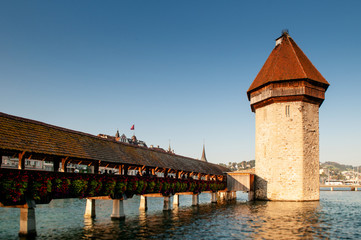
[218,160,255,172]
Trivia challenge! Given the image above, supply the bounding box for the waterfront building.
[247,31,329,201]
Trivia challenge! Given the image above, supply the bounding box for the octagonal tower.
[247,31,329,201]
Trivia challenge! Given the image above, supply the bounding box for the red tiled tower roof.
[247,32,329,99]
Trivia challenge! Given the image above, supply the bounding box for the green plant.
[87,179,102,197]
[71,179,88,197]
[146,181,156,192]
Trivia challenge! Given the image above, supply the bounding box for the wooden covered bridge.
[0,112,254,236]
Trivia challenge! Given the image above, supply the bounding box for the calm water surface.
[1,191,361,239]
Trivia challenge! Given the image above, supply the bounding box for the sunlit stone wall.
[254,101,319,201]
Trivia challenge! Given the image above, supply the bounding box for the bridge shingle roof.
[0,112,228,175]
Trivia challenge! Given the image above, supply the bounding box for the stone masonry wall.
[254,101,319,201]
[302,103,320,200]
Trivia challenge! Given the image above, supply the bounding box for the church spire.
[200,144,207,162]
[115,129,120,138]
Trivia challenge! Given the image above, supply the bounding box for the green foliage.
[189,182,196,192]
[127,180,138,192]
[146,181,156,192]
[0,169,227,206]
[1,177,28,203]
[87,179,102,197]
[136,180,146,194]
[114,181,127,194]
[163,182,170,191]
[154,181,163,192]
[71,179,88,196]
[32,179,52,200]
[103,180,116,196]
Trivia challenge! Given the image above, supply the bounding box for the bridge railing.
[0,168,226,206]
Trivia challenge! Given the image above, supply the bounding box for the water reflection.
[248,201,327,239]
[2,192,361,239]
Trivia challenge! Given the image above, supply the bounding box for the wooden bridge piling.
[211,192,217,203]
[163,196,171,211]
[173,194,180,207]
[139,196,148,211]
[84,199,96,218]
[111,199,125,220]
[19,207,36,237]
[192,194,199,206]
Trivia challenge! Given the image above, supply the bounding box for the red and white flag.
[130,124,135,130]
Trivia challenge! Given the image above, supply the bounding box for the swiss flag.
[130,124,135,130]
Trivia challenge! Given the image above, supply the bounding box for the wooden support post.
[139,196,147,211]
[94,161,99,174]
[61,157,69,172]
[84,199,96,218]
[111,200,125,220]
[211,192,217,203]
[19,207,37,237]
[173,194,180,207]
[163,196,171,211]
[124,165,129,176]
[18,151,26,170]
[192,194,199,206]
[53,158,60,172]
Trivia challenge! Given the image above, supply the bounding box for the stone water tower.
[247,31,329,201]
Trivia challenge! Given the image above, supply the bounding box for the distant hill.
[320,162,355,172]
[220,161,357,173]
[219,160,255,172]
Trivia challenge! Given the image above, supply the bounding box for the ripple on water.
[1,192,361,239]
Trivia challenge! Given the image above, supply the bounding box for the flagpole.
[131,124,135,137]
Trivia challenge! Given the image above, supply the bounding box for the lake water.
[1,191,361,239]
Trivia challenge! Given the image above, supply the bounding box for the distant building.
[98,131,147,147]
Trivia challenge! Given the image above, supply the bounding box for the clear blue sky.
[0,1,360,166]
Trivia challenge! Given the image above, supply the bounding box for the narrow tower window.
[285,105,290,117]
